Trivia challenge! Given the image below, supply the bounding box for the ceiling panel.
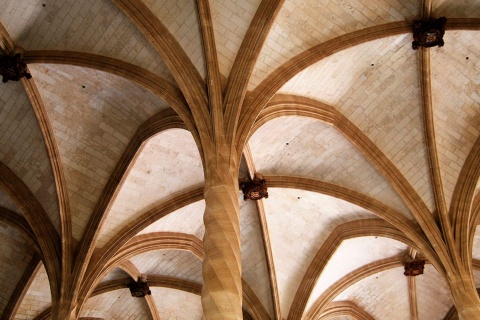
[263,187,377,316]
[30,63,169,240]
[249,116,413,219]
[333,267,410,320]
[14,263,51,320]
[97,129,203,248]
[0,0,174,81]
[250,0,419,89]
[142,0,206,79]
[432,30,480,209]
[0,80,59,231]
[306,236,408,312]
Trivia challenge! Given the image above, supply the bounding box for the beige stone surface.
[433,0,480,18]
[324,316,356,320]
[473,225,480,261]
[97,129,204,248]
[333,267,410,320]
[14,263,51,320]
[130,249,203,284]
[137,200,205,240]
[431,30,480,210]
[0,80,59,231]
[306,236,408,311]
[238,155,250,180]
[0,0,174,81]
[30,63,169,240]
[476,181,480,201]
[0,224,36,315]
[79,288,152,320]
[151,287,202,320]
[278,35,435,212]
[0,186,24,216]
[249,116,413,219]
[474,270,480,287]
[211,0,261,77]
[99,267,131,284]
[142,0,206,79]
[263,187,377,316]
[416,264,454,320]
[249,0,419,89]
[239,193,273,316]
[2,1,480,319]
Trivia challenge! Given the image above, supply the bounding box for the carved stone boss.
[0,53,32,83]
[240,177,268,201]
[412,17,447,50]
[128,279,152,297]
[404,260,425,276]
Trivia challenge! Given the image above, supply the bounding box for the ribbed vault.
[1,0,480,319]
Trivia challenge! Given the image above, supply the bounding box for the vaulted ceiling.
[0,0,479,319]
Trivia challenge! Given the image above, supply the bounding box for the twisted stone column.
[449,274,480,320]
[202,152,242,319]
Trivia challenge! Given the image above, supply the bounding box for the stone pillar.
[54,303,77,320]
[449,273,480,320]
[201,151,242,319]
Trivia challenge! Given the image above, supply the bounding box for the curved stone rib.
[418,47,449,227]
[24,50,195,132]
[117,261,160,320]
[22,74,73,314]
[305,257,404,319]
[79,232,268,319]
[264,176,440,269]
[319,301,374,320]
[90,276,268,319]
[0,24,72,317]
[78,188,204,305]
[2,255,42,319]
[236,21,412,155]
[250,95,451,270]
[447,18,480,30]
[69,111,192,310]
[0,161,62,316]
[237,18,480,154]
[32,308,51,320]
[78,232,204,310]
[451,135,480,268]
[92,276,201,297]
[469,196,480,253]
[244,144,282,319]
[0,206,40,253]
[288,219,416,319]
[224,0,285,146]
[0,21,15,51]
[112,0,212,145]
[242,277,271,320]
[196,0,224,138]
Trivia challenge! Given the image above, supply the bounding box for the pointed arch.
[24,51,195,133]
[288,219,417,319]
[0,162,61,313]
[224,0,285,145]
[305,257,404,319]
[248,95,450,270]
[69,109,192,308]
[319,301,374,320]
[112,0,212,147]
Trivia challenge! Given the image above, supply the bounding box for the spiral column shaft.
[201,153,242,319]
